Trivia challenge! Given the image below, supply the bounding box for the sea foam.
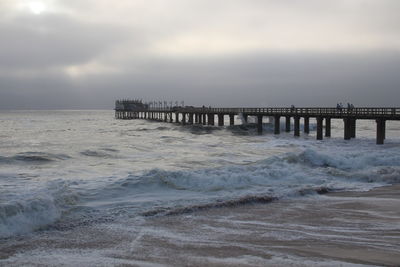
[0,180,78,238]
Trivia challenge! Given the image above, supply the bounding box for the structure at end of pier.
[115,99,400,145]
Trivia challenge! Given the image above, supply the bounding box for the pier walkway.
[115,100,400,144]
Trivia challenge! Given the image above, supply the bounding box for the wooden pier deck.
[115,101,400,145]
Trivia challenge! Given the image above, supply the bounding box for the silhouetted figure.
[337,103,342,112]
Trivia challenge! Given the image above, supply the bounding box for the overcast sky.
[0,0,399,109]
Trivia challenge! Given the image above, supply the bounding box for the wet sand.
[1,185,400,266]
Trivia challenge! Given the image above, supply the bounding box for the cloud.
[0,13,127,70]
[0,0,399,108]
[2,51,399,109]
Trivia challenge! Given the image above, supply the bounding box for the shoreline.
[1,184,399,266]
[134,184,400,266]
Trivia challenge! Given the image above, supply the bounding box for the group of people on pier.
[336,102,355,111]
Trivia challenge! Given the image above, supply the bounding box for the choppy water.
[1,110,400,240]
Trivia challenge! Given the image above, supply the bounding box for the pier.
[115,100,400,144]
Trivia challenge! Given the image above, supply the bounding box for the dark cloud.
[0,1,399,109]
[3,51,398,109]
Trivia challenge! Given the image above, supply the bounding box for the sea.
[1,110,400,265]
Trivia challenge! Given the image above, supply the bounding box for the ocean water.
[0,110,400,243]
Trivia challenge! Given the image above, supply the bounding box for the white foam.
[0,180,78,238]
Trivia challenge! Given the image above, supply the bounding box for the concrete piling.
[316,117,323,140]
[325,118,331,137]
[351,119,356,138]
[274,116,280,135]
[285,116,291,132]
[294,116,300,137]
[376,119,385,145]
[257,115,263,134]
[344,118,352,140]
[229,115,235,126]
[218,114,224,126]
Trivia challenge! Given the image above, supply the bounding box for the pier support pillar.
[198,114,202,124]
[383,120,386,140]
[325,118,331,137]
[229,115,235,126]
[208,114,214,125]
[195,114,199,124]
[344,118,352,140]
[175,113,179,123]
[285,116,291,132]
[316,117,323,140]
[294,116,300,137]
[243,114,248,123]
[202,114,207,125]
[218,114,224,126]
[182,113,186,125]
[351,119,356,138]
[188,113,193,124]
[257,115,263,134]
[376,119,386,145]
[274,116,280,135]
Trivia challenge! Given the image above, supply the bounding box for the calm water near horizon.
[1,110,400,265]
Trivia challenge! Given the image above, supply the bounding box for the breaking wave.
[0,180,78,239]
[107,148,400,195]
[2,146,400,238]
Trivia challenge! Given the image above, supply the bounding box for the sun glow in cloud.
[28,1,46,14]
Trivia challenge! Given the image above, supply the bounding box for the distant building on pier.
[115,99,149,111]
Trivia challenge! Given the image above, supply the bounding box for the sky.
[0,0,399,109]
